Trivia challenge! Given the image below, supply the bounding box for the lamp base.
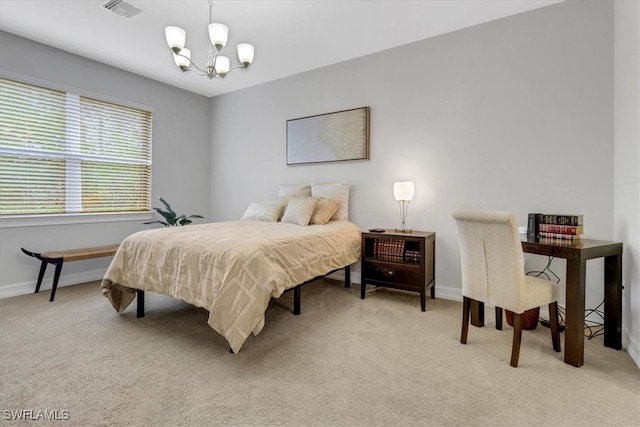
[394,228,413,233]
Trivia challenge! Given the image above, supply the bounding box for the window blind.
[0,77,151,216]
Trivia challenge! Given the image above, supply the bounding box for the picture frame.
[286,106,370,165]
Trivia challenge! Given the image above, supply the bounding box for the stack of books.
[373,238,406,262]
[528,213,583,240]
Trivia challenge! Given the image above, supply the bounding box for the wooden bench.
[21,244,119,301]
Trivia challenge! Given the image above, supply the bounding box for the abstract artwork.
[286,106,370,165]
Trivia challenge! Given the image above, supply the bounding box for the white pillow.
[240,201,284,222]
[260,196,291,220]
[311,182,350,221]
[310,198,339,225]
[278,184,311,197]
[281,197,320,226]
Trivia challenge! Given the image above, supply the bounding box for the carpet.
[1,279,638,426]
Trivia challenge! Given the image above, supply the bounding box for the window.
[0,77,151,216]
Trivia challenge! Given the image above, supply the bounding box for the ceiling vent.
[101,0,142,19]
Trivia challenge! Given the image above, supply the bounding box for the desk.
[471,237,623,367]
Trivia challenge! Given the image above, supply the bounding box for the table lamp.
[393,181,414,233]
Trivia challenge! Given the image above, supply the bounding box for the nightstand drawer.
[363,260,421,288]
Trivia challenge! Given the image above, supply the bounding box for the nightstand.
[361,230,436,311]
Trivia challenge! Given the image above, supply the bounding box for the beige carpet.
[1,279,638,427]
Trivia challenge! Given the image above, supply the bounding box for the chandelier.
[164,0,255,79]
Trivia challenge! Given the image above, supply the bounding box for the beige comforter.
[101,220,361,352]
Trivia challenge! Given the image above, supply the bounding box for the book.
[527,213,542,236]
[538,232,581,240]
[539,214,583,226]
[538,224,583,235]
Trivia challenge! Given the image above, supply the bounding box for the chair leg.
[549,302,561,352]
[461,297,471,344]
[510,313,523,367]
[495,307,503,330]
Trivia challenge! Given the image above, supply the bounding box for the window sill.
[0,212,154,228]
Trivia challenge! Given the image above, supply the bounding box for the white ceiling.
[0,0,562,98]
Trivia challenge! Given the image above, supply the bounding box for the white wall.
[210,1,615,306]
[0,31,211,297]
[614,1,640,365]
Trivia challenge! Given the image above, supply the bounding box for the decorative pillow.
[281,197,320,226]
[278,184,311,197]
[311,182,350,221]
[240,201,284,222]
[260,196,291,220]
[310,198,339,225]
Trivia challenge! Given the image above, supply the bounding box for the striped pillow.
[281,197,320,226]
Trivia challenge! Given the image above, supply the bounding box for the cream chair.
[452,209,561,367]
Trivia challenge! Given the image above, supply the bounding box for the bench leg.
[49,261,63,302]
[35,261,48,294]
[137,290,145,318]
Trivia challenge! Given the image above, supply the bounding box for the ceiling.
[0,0,562,98]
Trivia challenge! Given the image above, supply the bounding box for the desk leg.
[604,254,623,350]
[471,300,485,327]
[565,260,586,367]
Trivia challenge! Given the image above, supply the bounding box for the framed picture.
[286,106,370,165]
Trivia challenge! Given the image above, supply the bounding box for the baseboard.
[624,327,640,369]
[0,268,107,299]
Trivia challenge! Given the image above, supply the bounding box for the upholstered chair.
[452,209,561,367]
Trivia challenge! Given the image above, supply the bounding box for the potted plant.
[144,197,203,227]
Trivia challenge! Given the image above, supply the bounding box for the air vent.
[101,0,142,19]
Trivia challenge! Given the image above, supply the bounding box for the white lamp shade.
[237,43,255,65]
[165,26,186,51]
[393,181,415,201]
[214,56,230,74]
[208,23,229,49]
[173,48,191,68]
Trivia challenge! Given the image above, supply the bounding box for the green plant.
[144,197,203,227]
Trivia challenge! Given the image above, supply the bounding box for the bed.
[101,183,361,353]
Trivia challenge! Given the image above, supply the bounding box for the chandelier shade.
[214,56,230,75]
[172,48,190,69]
[237,43,255,66]
[165,26,186,53]
[164,0,255,80]
[208,23,229,49]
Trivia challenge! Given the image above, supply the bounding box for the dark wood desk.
[471,237,623,367]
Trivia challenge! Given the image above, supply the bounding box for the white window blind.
[0,77,151,216]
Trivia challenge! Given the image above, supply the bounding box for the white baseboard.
[624,327,640,368]
[0,268,107,299]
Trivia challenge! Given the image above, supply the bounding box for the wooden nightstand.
[361,230,436,311]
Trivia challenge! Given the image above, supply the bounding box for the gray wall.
[210,1,614,305]
[0,31,211,296]
[614,1,640,366]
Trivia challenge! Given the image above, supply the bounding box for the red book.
[539,232,581,240]
[538,224,583,235]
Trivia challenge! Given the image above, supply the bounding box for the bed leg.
[136,290,145,318]
[293,285,301,315]
[344,264,351,288]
